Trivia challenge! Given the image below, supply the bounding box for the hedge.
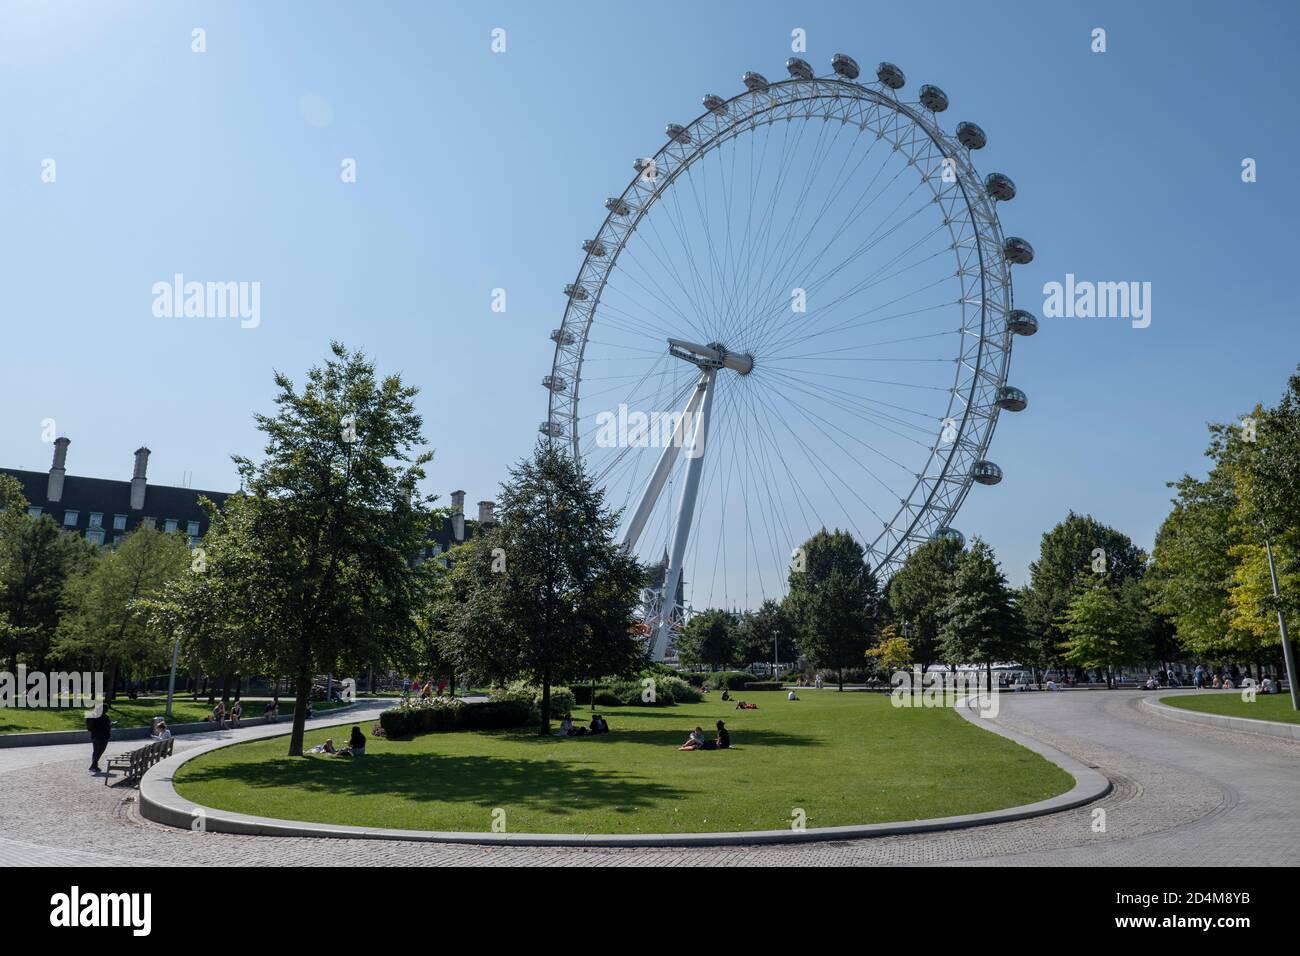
[571,683,611,705]
[743,681,782,691]
[379,699,531,738]
[704,671,759,691]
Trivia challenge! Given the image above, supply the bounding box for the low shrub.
[660,675,703,703]
[494,681,576,719]
[608,679,676,706]
[743,681,782,691]
[593,689,621,707]
[571,683,610,705]
[704,671,759,691]
[679,672,707,688]
[378,697,531,738]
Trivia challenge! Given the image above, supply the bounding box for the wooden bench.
[104,737,174,786]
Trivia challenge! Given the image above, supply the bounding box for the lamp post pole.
[165,632,180,721]
[1263,537,1299,710]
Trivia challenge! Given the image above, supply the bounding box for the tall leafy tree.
[0,511,96,674]
[939,538,1022,685]
[886,536,963,674]
[158,343,438,755]
[677,608,738,671]
[51,526,190,699]
[1059,578,1150,687]
[443,443,644,733]
[735,599,797,670]
[783,528,880,690]
[1023,512,1145,673]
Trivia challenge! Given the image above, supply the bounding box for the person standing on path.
[86,708,112,773]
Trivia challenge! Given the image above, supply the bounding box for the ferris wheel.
[541,54,1038,661]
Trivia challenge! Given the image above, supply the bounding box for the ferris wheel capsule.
[1003,237,1034,265]
[934,527,966,547]
[582,239,607,257]
[831,53,860,80]
[996,386,1028,411]
[972,460,1003,485]
[919,84,949,112]
[703,94,727,113]
[605,197,631,216]
[985,172,1016,201]
[956,121,987,149]
[877,62,906,90]
[1008,309,1039,336]
[786,57,814,80]
[666,123,691,145]
[742,71,769,92]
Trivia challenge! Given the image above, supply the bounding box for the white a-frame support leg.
[651,368,716,661]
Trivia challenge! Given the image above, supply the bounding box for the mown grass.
[1160,691,1300,725]
[173,690,1073,835]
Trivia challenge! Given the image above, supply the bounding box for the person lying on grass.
[734,700,757,710]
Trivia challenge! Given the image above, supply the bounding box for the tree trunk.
[220,672,233,706]
[838,668,844,692]
[539,672,552,736]
[104,658,120,704]
[288,671,311,756]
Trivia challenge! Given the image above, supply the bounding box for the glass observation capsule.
[996,386,1028,412]
[972,460,1003,485]
[831,53,860,80]
[956,121,986,149]
[919,84,949,112]
[786,57,814,80]
[1008,309,1039,336]
[1003,237,1034,265]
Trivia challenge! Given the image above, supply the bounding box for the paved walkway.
[0,691,1295,866]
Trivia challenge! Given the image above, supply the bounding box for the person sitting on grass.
[559,715,581,737]
[308,738,337,754]
[720,688,731,701]
[589,714,609,735]
[336,726,367,756]
[710,720,730,750]
[1260,677,1275,695]
[787,690,799,701]
[678,726,706,751]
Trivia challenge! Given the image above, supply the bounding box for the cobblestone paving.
[1,692,1295,866]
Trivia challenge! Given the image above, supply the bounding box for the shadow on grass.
[499,727,818,748]
[180,751,689,819]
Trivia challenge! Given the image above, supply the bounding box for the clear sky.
[2,0,1297,588]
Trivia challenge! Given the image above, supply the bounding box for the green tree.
[1023,512,1146,675]
[734,599,796,670]
[442,443,644,734]
[783,528,880,690]
[887,536,962,673]
[158,343,438,755]
[865,623,913,678]
[939,538,1022,686]
[51,526,190,699]
[677,608,738,671]
[0,511,96,674]
[1059,579,1149,687]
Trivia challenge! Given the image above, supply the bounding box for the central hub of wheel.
[666,337,754,375]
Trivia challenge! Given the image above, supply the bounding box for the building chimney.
[477,500,495,525]
[130,446,150,511]
[46,437,70,502]
[450,489,466,542]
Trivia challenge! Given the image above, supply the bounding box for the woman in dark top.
[714,720,730,750]
[347,726,366,755]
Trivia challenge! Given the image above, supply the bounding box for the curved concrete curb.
[0,701,361,749]
[140,696,1110,847]
[1141,695,1300,741]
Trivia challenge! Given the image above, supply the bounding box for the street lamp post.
[1263,538,1300,711]
[165,632,180,721]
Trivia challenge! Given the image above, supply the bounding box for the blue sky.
[2,0,1297,587]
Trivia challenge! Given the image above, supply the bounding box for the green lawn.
[173,691,1074,835]
[1160,692,1300,725]
[0,697,343,734]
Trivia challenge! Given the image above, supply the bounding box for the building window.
[86,530,105,546]
[89,513,103,529]
[186,520,200,536]
[27,506,42,518]
[164,519,178,533]
[63,510,79,527]
[113,514,127,530]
